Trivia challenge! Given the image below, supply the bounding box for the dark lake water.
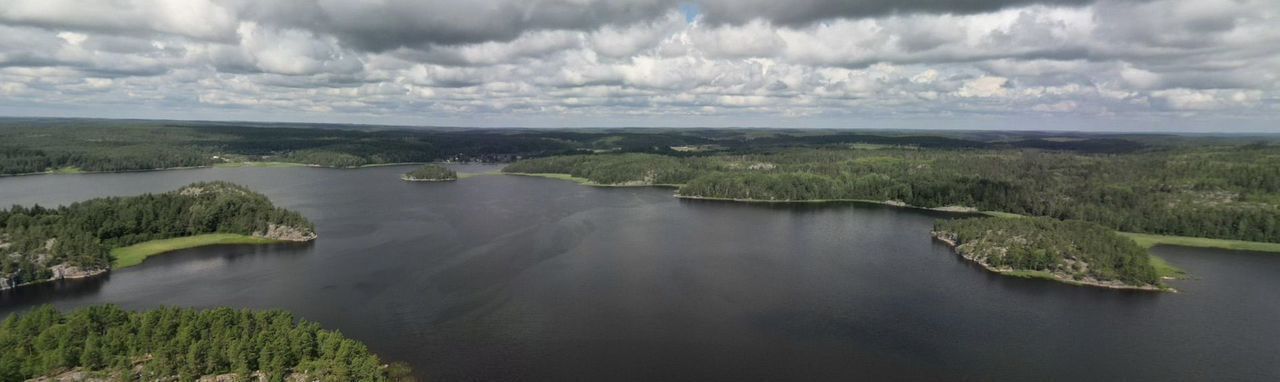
[2,165,1279,381]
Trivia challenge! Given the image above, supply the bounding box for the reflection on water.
[1,164,1278,381]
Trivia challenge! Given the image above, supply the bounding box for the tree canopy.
[934,217,1160,286]
[0,305,408,381]
[402,164,457,181]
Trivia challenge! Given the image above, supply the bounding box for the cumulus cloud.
[0,0,1277,130]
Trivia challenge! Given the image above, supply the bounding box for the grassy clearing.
[50,166,84,174]
[456,171,500,179]
[111,234,282,268]
[1120,232,1280,254]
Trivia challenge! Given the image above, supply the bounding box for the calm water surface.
[1,165,1278,381]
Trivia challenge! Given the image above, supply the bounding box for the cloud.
[233,0,679,50]
[0,0,1277,130]
[696,0,1098,26]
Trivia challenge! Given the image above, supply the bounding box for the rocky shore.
[0,263,108,291]
[254,224,319,242]
[932,231,1167,292]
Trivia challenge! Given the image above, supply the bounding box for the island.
[0,305,412,381]
[400,164,458,182]
[0,181,316,290]
[932,217,1166,291]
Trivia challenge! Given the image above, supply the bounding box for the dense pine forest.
[933,217,1160,288]
[0,182,313,289]
[502,146,1280,243]
[402,164,457,181]
[0,305,410,381]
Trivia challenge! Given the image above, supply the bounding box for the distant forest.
[3,118,1258,176]
[0,182,312,288]
[0,305,409,381]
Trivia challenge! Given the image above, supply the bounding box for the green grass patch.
[456,171,500,179]
[1001,269,1058,280]
[1120,232,1280,254]
[50,166,84,174]
[111,234,282,268]
[1149,255,1188,280]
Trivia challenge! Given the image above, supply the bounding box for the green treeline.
[0,124,576,175]
[502,147,1280,243]
[0,182,313,288]
[403,164,457,181]
[934,217,1159,286]
[0,305,409,381]
[2,120,1179,176]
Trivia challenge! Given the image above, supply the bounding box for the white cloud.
[0,0,1277,130]
[957,76,1010,98]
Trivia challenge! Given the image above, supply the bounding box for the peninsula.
[0,182,316,290]
[932,217,1166,291]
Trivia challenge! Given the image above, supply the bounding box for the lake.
[2,164,1278,381]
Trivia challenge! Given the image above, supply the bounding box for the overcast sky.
[1,0,1277,131]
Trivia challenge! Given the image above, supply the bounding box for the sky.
[0,0,1277,132]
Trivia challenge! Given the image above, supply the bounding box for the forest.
[0,182,313,289]
[6,118,1255,176]
[0,305,410,381]
[402,164,457,181]
[933,217,1160,287]
[501,145,1280,244]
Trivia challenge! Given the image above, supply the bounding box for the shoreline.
[0,267,108,291]
[499,171,1280,254]
[3,232,318,291]
[501,172,682,188]
[112,233,316,269]
[931,233,1169,292]
[400,175,456,182]
[11,167,1277,256]
[0,160,491,178]
[675,194,985,214]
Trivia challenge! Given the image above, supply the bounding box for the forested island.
[0,305,411,381]
[401,164,457,182]
[933,217,1164,290]
[0,182,315,290]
